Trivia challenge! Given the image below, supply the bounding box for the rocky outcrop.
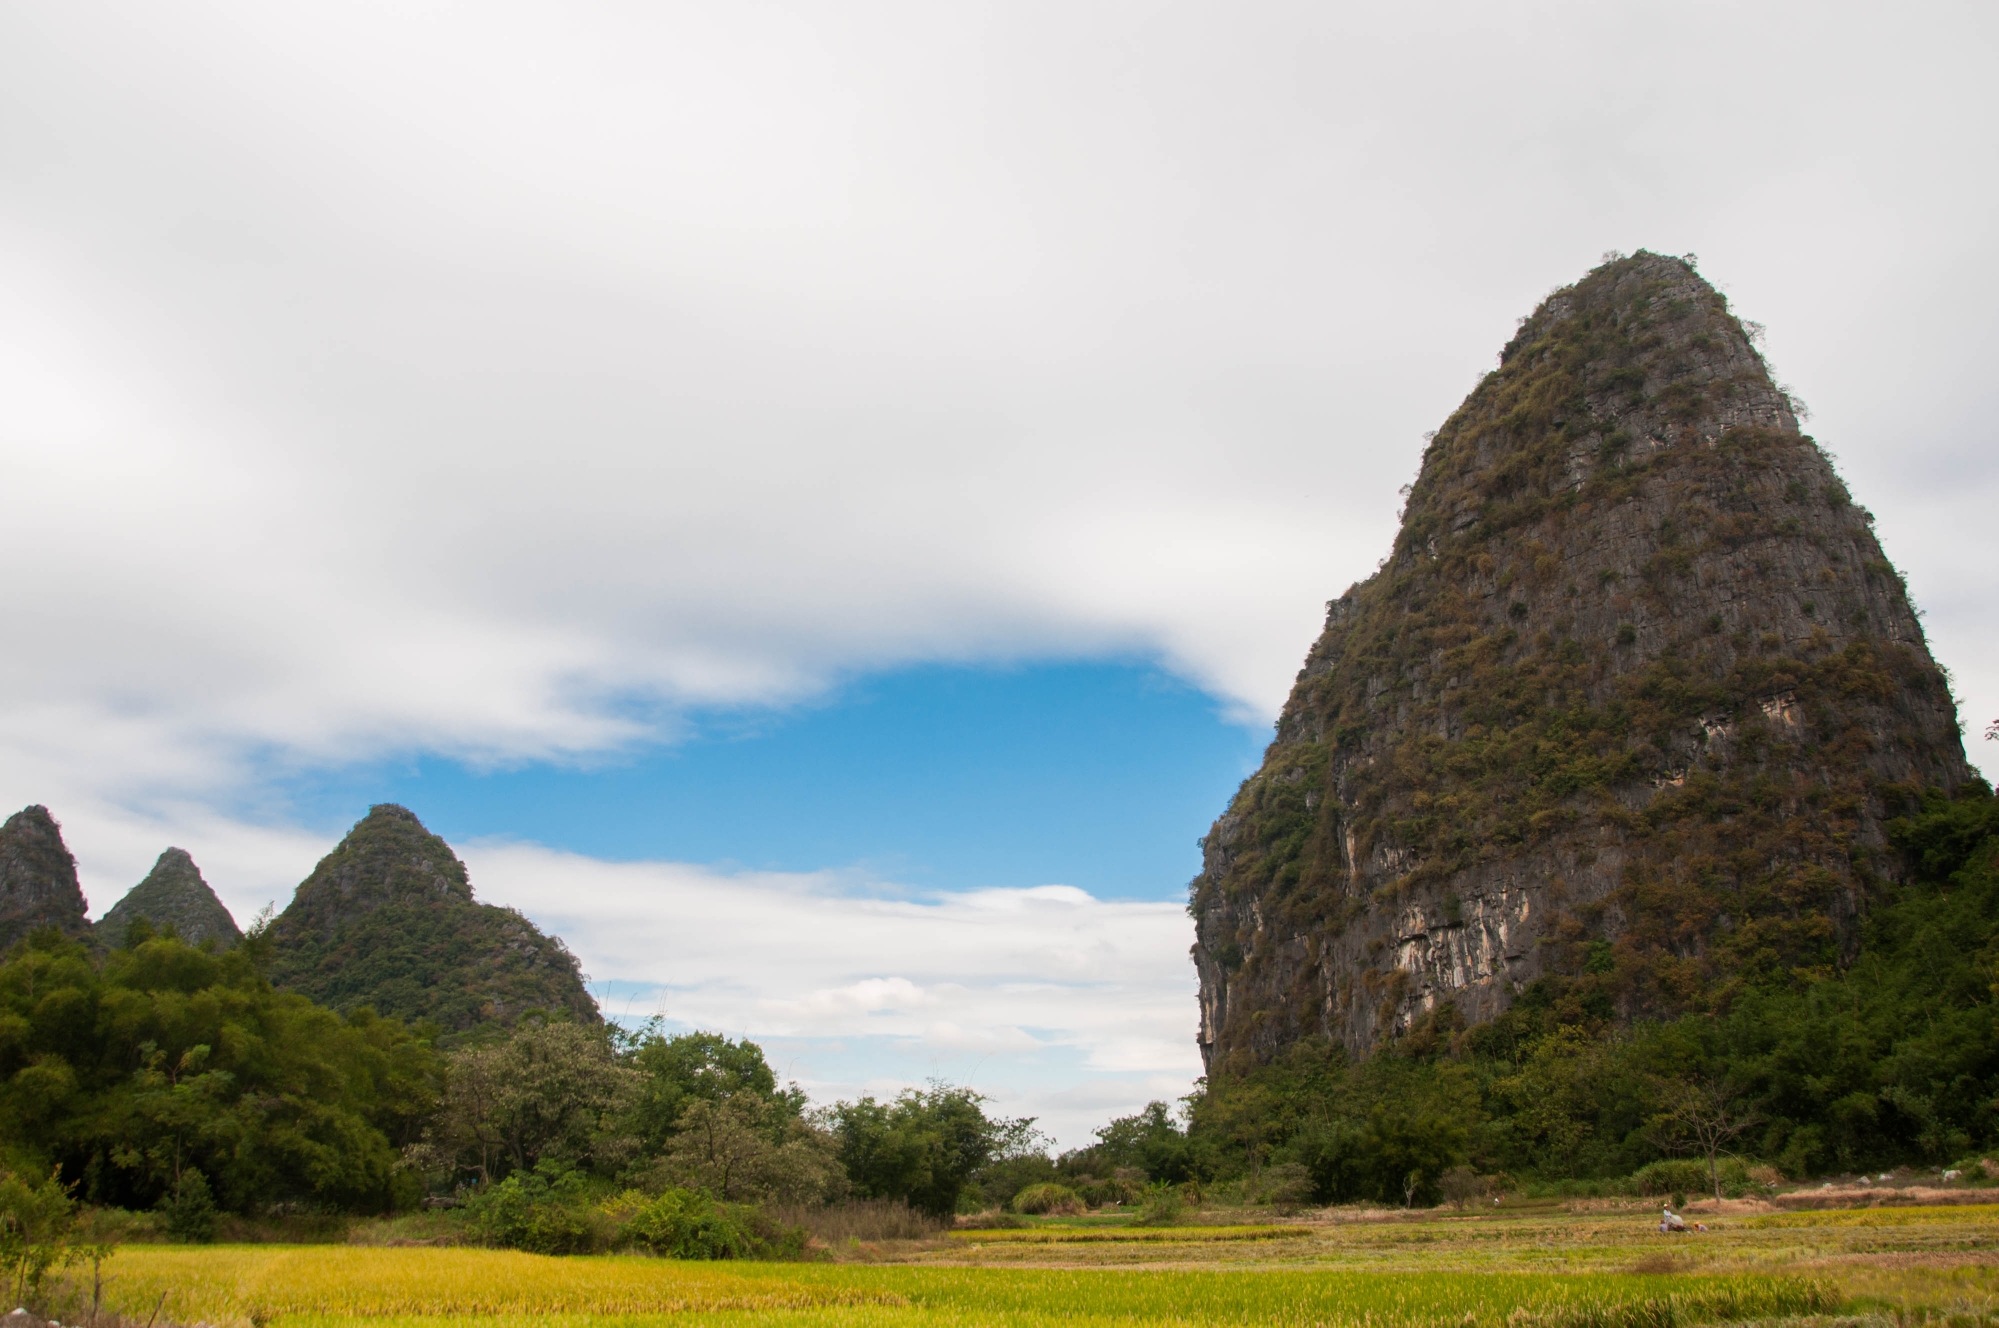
[268,804,598,1035]
[98,848,242,949]
[0,805,91,950]
[1192,252,1972,1072]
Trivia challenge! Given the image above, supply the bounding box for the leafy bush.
[1073,1168,1145,1208]
[616,1187,802,1259]
[1259,1162,1313,1214]
[1131,1183,1184,1226]
[156,1171,217,1244]
[1630,1157,1759,1198]
[0,1168,81,1305]
[1011,1183,1084,1215]
[1439,1166,1487,1211]
[462,1165,612,1254]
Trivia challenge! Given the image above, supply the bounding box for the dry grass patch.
[946,1224,1309,1245]
[1749,1205,1999,1229]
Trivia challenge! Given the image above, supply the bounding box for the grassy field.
[81,1198,1999,1328]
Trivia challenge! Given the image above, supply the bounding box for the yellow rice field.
[95,1246,1833,1328]
[79,1199,1999,1328]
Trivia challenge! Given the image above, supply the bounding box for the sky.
[1,1,1994,1147]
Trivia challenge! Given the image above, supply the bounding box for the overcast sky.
[3,1,1993,1144]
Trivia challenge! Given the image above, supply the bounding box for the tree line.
[2,785,1994,1244]
[0,913,1040,1235]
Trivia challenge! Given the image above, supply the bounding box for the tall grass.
[1746,1203,1999,1228]
[770,1199,946,1245]
[946,1224,1306,1244]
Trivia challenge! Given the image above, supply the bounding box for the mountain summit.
[97,848,241,950]
[268,804,597,1034]
[1192,252,1971,1072]
[0,805,91,951]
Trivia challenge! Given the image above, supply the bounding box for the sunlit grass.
[1745,1204,1999,1228]
[946,1223,1308,1244]
[98,1246,1837,1328]
[98,1246,898,1322]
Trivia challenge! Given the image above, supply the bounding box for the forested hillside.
[266,805,598,1035]
[1078,784,1999,1203]
[96,848,241,951]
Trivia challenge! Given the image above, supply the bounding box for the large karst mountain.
[267,803,598,1034]
[1192,252,1972,1073]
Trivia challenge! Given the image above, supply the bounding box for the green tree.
[619,1027,804,1156]
[1084,1101,1196,1183]
[655,1091,844,1204]
[0,930,439,1213]
[424,1021,639,1184]
[827,1085,1030,1218]
[0,1168,78,1306]
[1648,1075,1759,1201]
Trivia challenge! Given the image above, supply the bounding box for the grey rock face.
[0,804,91,950]
[1190,253,1972,1072]
[98,847,242,949]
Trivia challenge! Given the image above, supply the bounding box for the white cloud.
[459,841,1202,1147]
[2,2,1996,1141]
[1,0,1992,831]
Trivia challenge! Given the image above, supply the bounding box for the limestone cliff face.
[1191,253,1972,1072]
[98,848,242,950]
[269,804,598,1035]
[0,805,91,950]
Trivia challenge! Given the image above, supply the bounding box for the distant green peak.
[267,803,599,1034]
[287,804,475,918]
[0,803,91,950]
[99,847,241,949]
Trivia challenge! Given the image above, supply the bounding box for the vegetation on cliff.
[1107,696,1996,1203]
[96,849,241,951]
[1192,252,1971,1069]
[266,804,598,1036]
[0,807,92,952]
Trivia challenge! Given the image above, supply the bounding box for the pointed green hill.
[267,804,598,1036]
[98,847,241,949]
[0,804,92,951]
